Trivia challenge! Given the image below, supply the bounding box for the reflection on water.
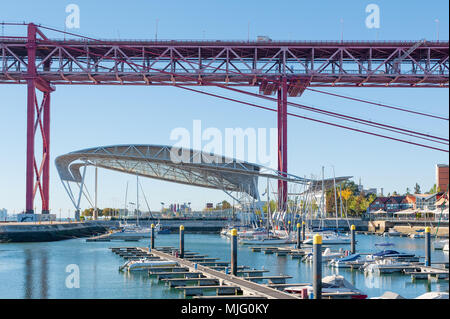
[24,249,32,299]
[40,250,48,299]
[23,249,49,299]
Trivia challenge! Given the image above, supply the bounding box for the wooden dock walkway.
[140,247,300,299]
[110,246,367,299]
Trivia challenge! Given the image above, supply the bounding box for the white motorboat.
[415,292,449,299]
[433,239,449,250]
[119,259,178,272]
[111,224,152,238]
[239,235,290,245]
[443,243,449,252]
[221,227,270,239]
[302,232,351,245]
[363,258,412,274]
[284,275,367,299]
[329,254,361,268]
[371,291,405,299]
[409,230,425,238]
[304,248,345,262]
[365,250,417,262]
[384,228,402,237]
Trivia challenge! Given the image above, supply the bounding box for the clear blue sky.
[0,1,448,216]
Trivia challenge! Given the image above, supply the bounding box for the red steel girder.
[1,31,448,87]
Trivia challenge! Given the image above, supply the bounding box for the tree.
[429,184,437,194]
[262,200,277,214]
[414,183,421,194]
[221,200,232,209]
[81,208,94,217]
[406,187,411,195]
[392,191,398,196]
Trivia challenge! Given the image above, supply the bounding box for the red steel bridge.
[0,23,449,214]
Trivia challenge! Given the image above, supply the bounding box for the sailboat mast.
[267,176,270,233]
[124,181,129,223]
[321,167,325,229]
[333,167,338,232]
[136,174,139,226]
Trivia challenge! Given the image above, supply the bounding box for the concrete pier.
[0,221,108,242]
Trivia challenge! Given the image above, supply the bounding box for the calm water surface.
[0,233,448,299]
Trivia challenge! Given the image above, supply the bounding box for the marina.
[1,230,448,299]
[0,1,448,306]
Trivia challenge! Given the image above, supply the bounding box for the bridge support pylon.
[25,23,54,214]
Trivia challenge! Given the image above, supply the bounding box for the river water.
[0,233,448,299]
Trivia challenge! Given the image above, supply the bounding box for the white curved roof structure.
[55,144,309,199]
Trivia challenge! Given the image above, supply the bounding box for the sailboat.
[111,176,157,239]
[302,167,351,245]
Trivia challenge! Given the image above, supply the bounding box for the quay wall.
[368,220,449,237]
[0,221,108,243]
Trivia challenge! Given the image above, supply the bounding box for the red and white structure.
[0,23,448,214]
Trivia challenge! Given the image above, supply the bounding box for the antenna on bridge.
[155,18,159,41]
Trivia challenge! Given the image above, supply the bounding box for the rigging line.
[26,27,449,145]
[220,86,450,142]
[287,104,449,146]
[176,85,449,153]
[306,88,449,121]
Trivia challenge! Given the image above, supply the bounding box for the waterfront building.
[436,164,449,192]
[369,195,414,213]
[368,197,389,212]
[415,193,443,210]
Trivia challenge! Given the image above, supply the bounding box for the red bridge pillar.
[277,77,288,212]
[25,23,53,214]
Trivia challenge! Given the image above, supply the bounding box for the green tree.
[414,183,421,194]
[221,200,231,209]
[81,208,94,217]
[262,200,277,214]
[429,184,437,194]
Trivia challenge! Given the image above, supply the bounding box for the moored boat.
[284,275,367,299]
[119,259,178,271]
[433,239,449,250]
[302,232,351,245]
[329,253,361,268]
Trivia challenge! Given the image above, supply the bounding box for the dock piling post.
[179,225,185,259]
[150,223,155,250]
[302,221,306,241]
[297,223,301,249]
[231,228,237,276]
[350,224,356,254]
[425,227,431,267]
[313,234,322,299]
